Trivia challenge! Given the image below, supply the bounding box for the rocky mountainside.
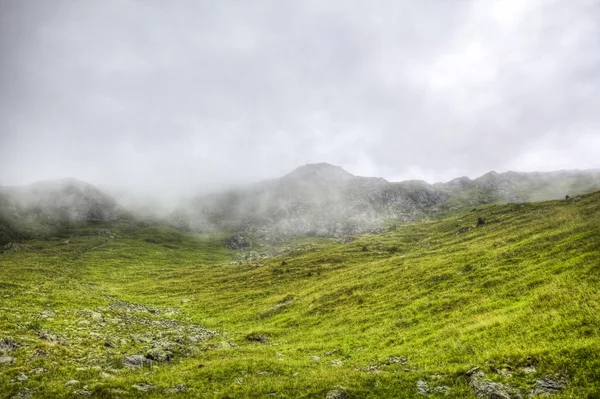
[171,164,600,238]
[0,178,127,243]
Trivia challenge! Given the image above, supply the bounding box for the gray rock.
[0,336,19,351]
[245,334,268,343]
[0,355,16,364]
[17,373,28,382]
[65,380,80,387]
[132,383,155,392]
[469,371,522,399]
[417,379,450,396]
[10,390,31,399]
[385,356,407,365]
[74,387,92,397]
[325,388,349,399]
[166,384,189,393]
[310,356,321,361]
[530,378,563,396]
[123,354,148,368]
[3,242,24,253]
[146,347,173,362]
[39,310,55,318]
[225,234,252,250]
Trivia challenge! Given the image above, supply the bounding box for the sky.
[1,0,599,199]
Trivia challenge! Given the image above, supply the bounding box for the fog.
[1,0,599,201]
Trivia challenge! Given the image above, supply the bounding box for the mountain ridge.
[2,164,600,242]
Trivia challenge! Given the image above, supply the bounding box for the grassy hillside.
[1,192,599,398]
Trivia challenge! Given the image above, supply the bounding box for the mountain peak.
[283,163,355,183]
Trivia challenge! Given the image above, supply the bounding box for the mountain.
[0,178,127,244]
[172,164,600,238]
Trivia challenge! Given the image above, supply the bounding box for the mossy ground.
[1,193,599,398]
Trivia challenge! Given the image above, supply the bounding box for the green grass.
[1,193,600,398]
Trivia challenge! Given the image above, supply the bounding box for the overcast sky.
[1,0,599,198]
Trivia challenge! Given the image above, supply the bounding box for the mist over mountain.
[170,164,600,238]
[2,164,599,243]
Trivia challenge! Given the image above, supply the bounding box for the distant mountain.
[0,178,127,243]
[2,165,599,243]
[172,164,600,238]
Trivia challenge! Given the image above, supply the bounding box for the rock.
[417,379,450,395]
[10,390,31,399]
[37,329,65,344]
[468,370,522,399]
[417,380,429,395]
[326,388,349,399]
[31,368,47,374]
[133,383,155,392]
[17,373,28,382]
[0,355,16,364]
[245,334,268,343]
[74,387,92,397]
[146,347,173,362]
[385,356,407,365]
[522,366,537,375]
[166,384,188,393]
[123,354,148,368]
[530,378,563,396]
[0,336,19,351]
[65,380,80,387]
[3,242,24,253]
[225,234,252,250]
[39,310,55,318]
[310,356,321,362]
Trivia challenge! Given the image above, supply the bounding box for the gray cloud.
[1,0,599,198]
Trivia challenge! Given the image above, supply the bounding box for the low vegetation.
[1,192,599,398]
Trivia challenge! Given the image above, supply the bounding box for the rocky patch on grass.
[417,379,450,395]
[325,388,349,399]
[530,378,564,396]
[0,336,19,351]
[3,242,25,253]
[467,367,522,399]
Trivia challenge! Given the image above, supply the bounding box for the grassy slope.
[0,193,599,398]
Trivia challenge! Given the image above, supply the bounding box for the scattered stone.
[310,356,321,362]
[329,360,344,367]
[132,383,155,392]
[10,390,31,399]
[39,310,56,319]
[522,366,537,375]
[37,329,65,344]
[65,380,80,387]
[74,387,92,397]
[123,354,148,368]
[417,379,450,396]
[3,242,24,253]
[17,373,28,382]
[245,334,268,343]
[385,356,407,365]
[31,368,47,374]
[146,347,173,362]
[0,337,19,351]
[360,365,380,373]
[325,388,349,399]
[0,355,16,364]
[225,234,252,250]
[166,384,189,393]
[468,370,522,399]
[530,378,563,396]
